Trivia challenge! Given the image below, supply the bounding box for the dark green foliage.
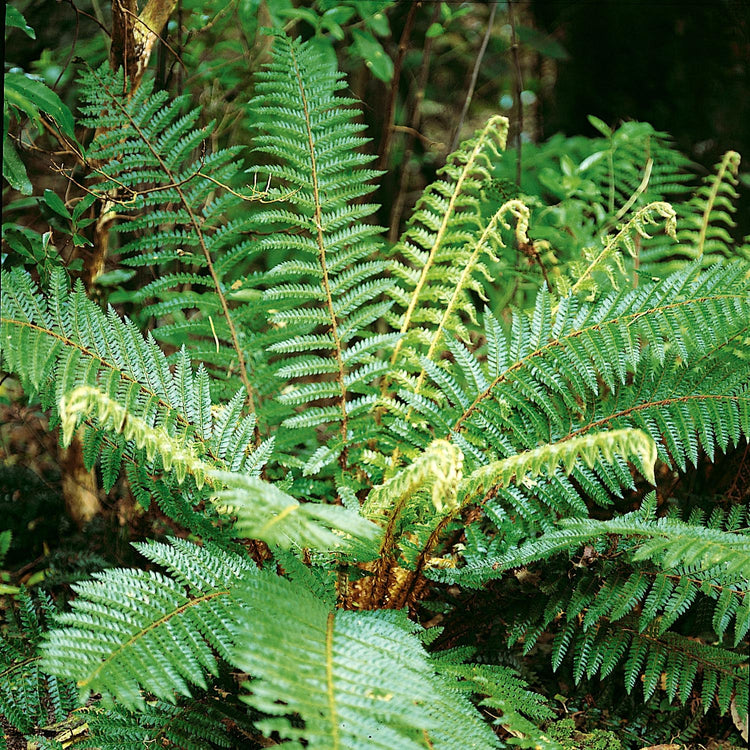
[546,717,623,750]
[0,590,78,737]
[75,699,235,749]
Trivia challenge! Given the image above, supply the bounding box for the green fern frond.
[1,268,278,531]
[563,341,750,472]
[42,538,253,709]
[0,590,79,737]
[213,470,381,554]
[73,699,235,749]
[78,64,261,406]
[247,31,394,465]
[434,661,559,749]
[561,619,748,713]
[678,151,742,260]
[559,200,676,298]
[58,386,373,552]
[561,515,750,581]
[391,263,749,472]
[458,428,656,505]
[233,571,500,749]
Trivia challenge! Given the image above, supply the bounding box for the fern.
[41,538,253,709]
[73,699,235,749]
[441,495,749,712]
[233,570,501,750]
[385,115,528,397]
[0,590,78,738]
[78,64,264,408]
[247,31,397,470]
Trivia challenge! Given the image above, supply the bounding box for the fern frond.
[248,32,394,465]
[561,618,748,713]
[0,590,78,737]
[390,263,749,476]
[42,538,253,709]
[233,571,500,749]
[561,515,750,581]
[678,151,742,261]
[213,471,381,554]
[559,200,677,298]
[458,428,656,505]
[386,116,510,378]
[78,64,261,407]
[59,385,212,487]
[74,699,235,749]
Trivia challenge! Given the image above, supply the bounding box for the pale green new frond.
[559,200,677,298]
[58,387,373,553]
[677,150,742,261]
[212,471,381,555]
[1,268,255,491]
[233,571,500,749]
[42,538,254,709]
[363,439,464,522]
[60,386,212,487]
[458,428,656,506]
[386,115,510,378]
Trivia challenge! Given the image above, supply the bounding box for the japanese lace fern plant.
[1,29,749,749]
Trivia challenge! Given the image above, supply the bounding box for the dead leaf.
[731,696,749,742]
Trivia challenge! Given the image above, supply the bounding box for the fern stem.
[325,611,340,750]
[90,67,258,422]
[564,393,749,442]
[288,41,350,466]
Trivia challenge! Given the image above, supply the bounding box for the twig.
[388,2,441,241]
[508,0,524,188]
[377,0,420,170]
[391,125,438,148]
[448,2,497,154]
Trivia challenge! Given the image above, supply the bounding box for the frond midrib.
[77,588,230,688]
[288,39,349,462]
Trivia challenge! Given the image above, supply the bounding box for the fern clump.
[1,27,748,750]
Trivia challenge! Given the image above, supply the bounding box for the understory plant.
[1,28,749,749]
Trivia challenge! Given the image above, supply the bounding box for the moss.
[545,717,623,750]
